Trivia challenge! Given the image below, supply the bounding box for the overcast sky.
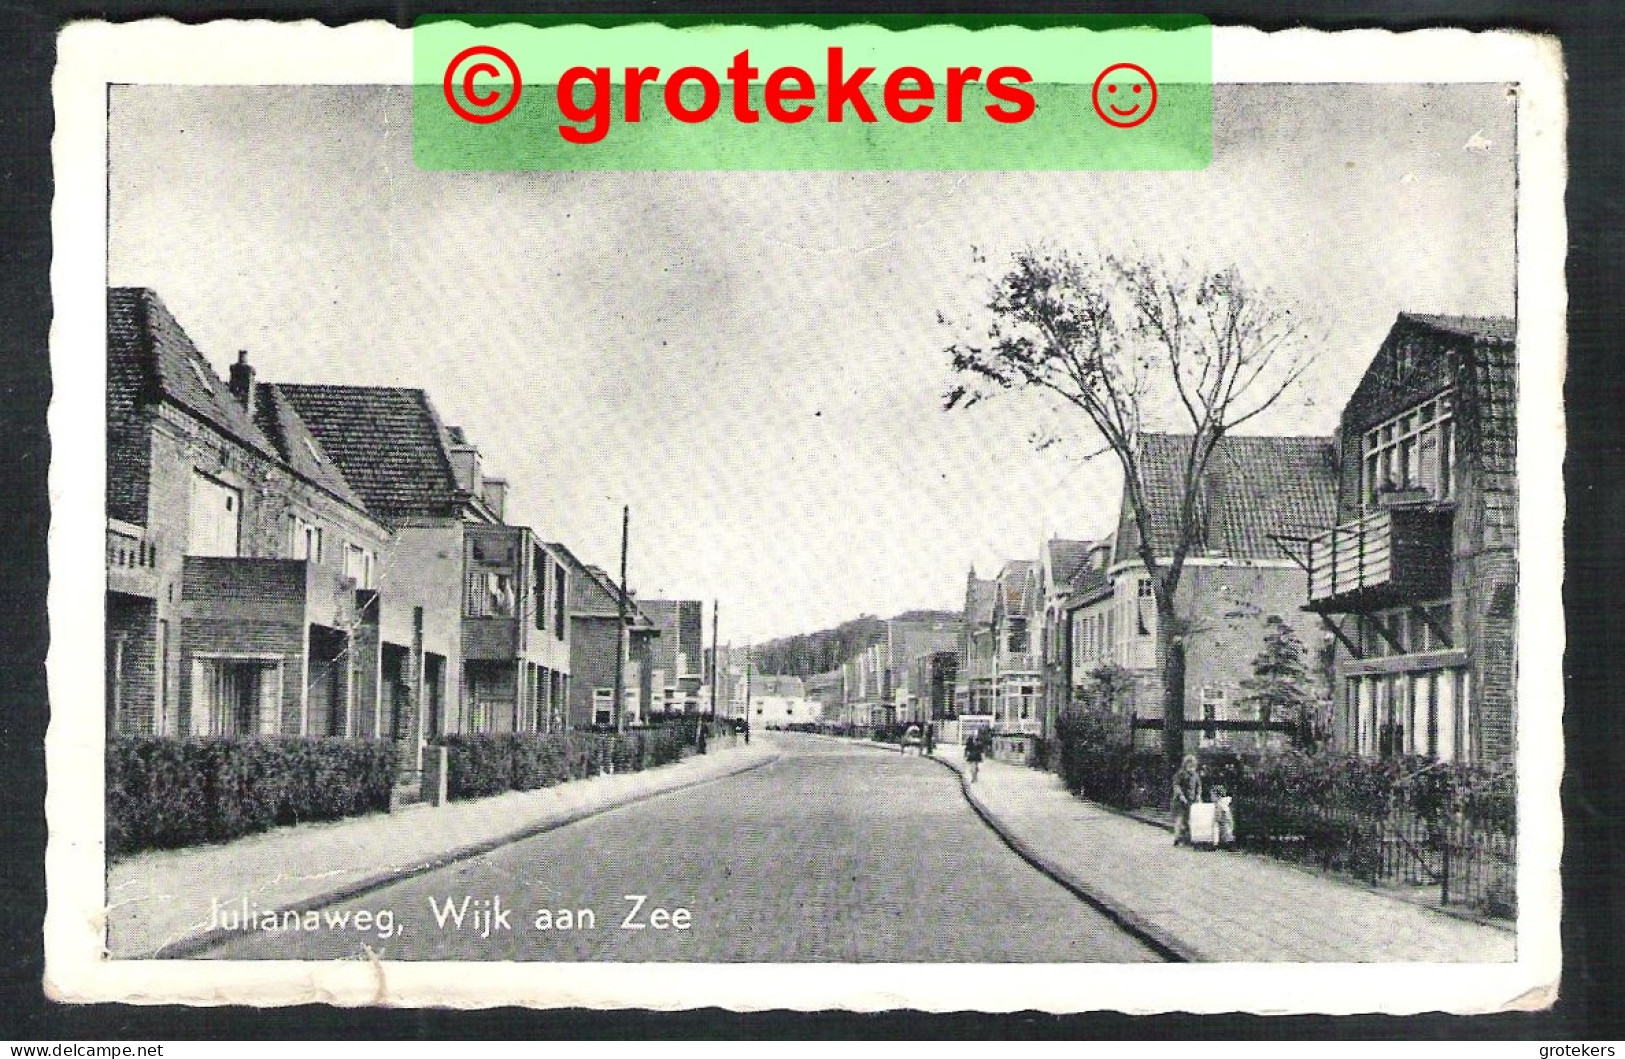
[109,82,1515,644]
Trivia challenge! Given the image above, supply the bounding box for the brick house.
[1038,537,1092,736]
[990,559,1042,735]
[638,600,705,715]
[1306,314,1516,764]
[276,385,570,737]
[1082,434,1339,752]
[1060,539,1119,712]
[550,541,657,729]
[910,650,959,723]
[953,571,998,719]
[106,288,410,755]
[882,616,961,725]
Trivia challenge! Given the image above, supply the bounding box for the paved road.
[199,734,1161,962]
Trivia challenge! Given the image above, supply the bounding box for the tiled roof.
[1046,538,1092,586]
[108,288,280,462]
[1400,313,1516,345]
[965,577,998,625]
[276,384,466,521]
[546,540,652,627]
[253,385,365,511]
[1116,433,1339,564]
[996,560,1038,612]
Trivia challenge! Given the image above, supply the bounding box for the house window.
[593,688,614,727]
[343,543,374,589]
[289,515,323,564]
[1201,686,1225,742]
[542,555,555,630]
[190,658,282,736]
[188,473,241,558]
[1135,579,1153,637]
[554,563,567,640]
[1364,391,1455,506]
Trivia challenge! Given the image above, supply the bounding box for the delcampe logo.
[414,15,1211,170]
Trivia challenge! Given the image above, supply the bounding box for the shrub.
[435,727,694,801]
[107,736,396,857]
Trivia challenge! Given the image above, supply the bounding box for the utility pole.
[710,600,719,720]
[745,642,752,726]
[612,504,629,733]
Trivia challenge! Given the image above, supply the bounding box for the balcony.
[107,519,159,598]
[1307,505,1452,613]
[1000,652,1038,674]
[181,556,359,630]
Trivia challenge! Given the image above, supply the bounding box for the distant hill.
[751,609,960,677]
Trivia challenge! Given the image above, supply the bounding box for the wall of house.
[112,402,395,736]
[106,594,158,735]
[567,615,619,728]
[387,523,467,735]
[1099,561,1323,752]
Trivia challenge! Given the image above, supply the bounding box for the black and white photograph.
[45,20,1565,1013]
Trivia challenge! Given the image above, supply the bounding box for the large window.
[1350,668,1470,762]
[190,658,281,736]
[1364,391,1455,506]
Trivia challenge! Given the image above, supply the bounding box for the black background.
[1,0,1619,1042]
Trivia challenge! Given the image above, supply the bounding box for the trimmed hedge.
[108,736,397,856]
[437,726,696,801]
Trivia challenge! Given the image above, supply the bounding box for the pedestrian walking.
[964,729,984,782]
[923,723,935,757]
[743,719,750,745]
[1171,754,1202,846]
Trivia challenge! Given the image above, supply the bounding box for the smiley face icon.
[1092,62,1158,128]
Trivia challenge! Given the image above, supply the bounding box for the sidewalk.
[934,752,1516,963]
[107,738,780,959]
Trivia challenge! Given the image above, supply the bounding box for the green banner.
[413,15,1211,171]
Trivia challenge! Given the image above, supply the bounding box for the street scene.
[97,76,1532,975]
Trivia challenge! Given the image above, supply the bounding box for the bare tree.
[945,249,1317,766]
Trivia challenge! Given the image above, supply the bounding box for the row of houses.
[940,312,1517,765]
[778,312,1515,766]
[105,288,709,789]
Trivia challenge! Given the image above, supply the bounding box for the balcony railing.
[1000,652,1038,673]
[1307,505,1452,612]
[107,519,160,597]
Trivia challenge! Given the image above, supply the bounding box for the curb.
[140,747,782,959]
[915,752,1197,963]
[819,735,1193,962]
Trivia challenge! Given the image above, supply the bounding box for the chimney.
[481,477,508,521]
[228,350,255,411]
[447,433,482,496]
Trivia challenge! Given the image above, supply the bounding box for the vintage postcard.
[46,18,1565,1013]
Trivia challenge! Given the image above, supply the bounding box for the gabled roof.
[1115,433,1339,565]
[995,560,1038,614]
[548,540,654,629]
[1064,538,1115,609]
[253,385,365,510]
[276,384,468,522]
[108,288,280,462]
[1046,538,1092,587]
[1399,313,1515,345]
[964,576,998,626]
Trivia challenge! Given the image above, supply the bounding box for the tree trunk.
[1158,608,1187,768]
